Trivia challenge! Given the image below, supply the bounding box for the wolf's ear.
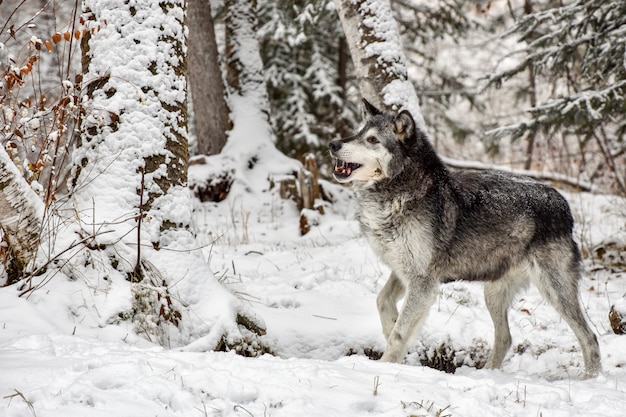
[393,110,415,142]
[362,99,382,116]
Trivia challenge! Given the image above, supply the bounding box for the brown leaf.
[52,33,62,44]
[58,96,71,108]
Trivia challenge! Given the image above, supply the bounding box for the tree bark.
[188,0,230,156]
[72,0,266,347]
[523,0,537,171]
[75,0,190,248]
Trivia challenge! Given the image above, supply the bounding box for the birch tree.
[332,0,425,129]
[0,146,44,285]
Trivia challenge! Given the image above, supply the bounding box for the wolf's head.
[329,100,422,185]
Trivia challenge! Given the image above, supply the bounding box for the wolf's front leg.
[376,272,406,340]
[380,278,436,363]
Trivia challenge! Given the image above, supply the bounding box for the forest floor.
[1,178,626,417]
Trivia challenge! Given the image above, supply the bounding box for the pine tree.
[485,0,626,193]
[258,0,358,163]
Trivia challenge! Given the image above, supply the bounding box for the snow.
[2,169,626,416]
[2,2,626,415]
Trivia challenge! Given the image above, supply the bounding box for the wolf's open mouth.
[334,159,361,178]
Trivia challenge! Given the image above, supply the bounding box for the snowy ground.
[1,179,626,417]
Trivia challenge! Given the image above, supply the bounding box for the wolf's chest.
[356,196,434,274]
[357,198,403,240]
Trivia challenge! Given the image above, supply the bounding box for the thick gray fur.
[329,100,601,377]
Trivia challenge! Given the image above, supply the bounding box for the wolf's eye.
[367,136,379,144]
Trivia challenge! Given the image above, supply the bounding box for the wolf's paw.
[380,350,404,363]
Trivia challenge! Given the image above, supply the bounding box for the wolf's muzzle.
[329,140,342,153]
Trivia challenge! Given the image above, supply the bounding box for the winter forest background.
[1,1,626,416]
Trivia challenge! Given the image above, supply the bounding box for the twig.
[4,389,37,417]
[133,167,145,282]
[233,405,254,417]
[18,230,114,297]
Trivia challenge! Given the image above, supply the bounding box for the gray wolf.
[329,100,601,377]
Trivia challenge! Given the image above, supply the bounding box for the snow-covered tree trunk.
[225,0,273,135]
[332,0,425,129]
[188,0,230,156]
[72,0,264,348]
[75,0,189,252]
[0,146,44,284]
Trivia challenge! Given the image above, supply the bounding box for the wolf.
[329,100,601,376]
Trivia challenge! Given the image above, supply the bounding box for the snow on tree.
[0,145,44,285]
[45,0,265,350]
[332,0,425,129]
[392,0,479,148]
[223,0,275,156]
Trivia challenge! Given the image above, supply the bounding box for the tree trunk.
[0,146,43,284]
[73,0,265,347]
[332,0,425,129]
[220,0,287,156]
[225,0,272,117]
[75,0,190,249]
[188,0,230,156]
[523,0,537,171]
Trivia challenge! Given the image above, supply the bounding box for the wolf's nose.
[329,140,341,153]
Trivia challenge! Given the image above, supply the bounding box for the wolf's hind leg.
[484,273,525,369]
[377,272,406,340]
[380,278,436,363]
[532,253,602,377]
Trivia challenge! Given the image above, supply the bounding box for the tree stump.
[609,300,626,335]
